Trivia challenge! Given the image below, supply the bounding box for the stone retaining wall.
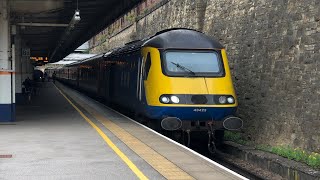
[89,0,320,152]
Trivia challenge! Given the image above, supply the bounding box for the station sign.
[30,57,49,66]
[30,57,48,62]
[22,48,30,56]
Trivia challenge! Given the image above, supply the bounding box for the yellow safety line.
[56,85,194,180]
[54,84,148,180]
[91,112,194,180]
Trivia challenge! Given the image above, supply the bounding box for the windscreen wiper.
[170,62,196,76]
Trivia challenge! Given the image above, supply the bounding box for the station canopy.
[10,0,142,62]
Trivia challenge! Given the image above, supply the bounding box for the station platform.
[0,82,247,180]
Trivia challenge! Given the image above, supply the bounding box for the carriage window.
[143,53,151,80]
[163,51,223,77]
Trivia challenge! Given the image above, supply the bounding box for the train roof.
[105,41,144,58]
[143,28,224,50]
[57,29,224,66]
[105,28,223,58]
[80,53,104,63]
[66,54,104,66]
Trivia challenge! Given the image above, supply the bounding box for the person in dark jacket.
[22,77,32,92]
[52,71,56,84]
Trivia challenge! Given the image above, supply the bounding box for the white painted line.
[62,83,249,180]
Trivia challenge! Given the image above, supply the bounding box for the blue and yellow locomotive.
[56,28,242,149]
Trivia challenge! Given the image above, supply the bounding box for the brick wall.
[89,0,320,152]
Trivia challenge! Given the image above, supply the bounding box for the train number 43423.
[193,108,207,112]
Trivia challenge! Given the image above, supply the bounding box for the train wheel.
[207,129,215,154]
[214,130,224,148]
[181,130,191,147]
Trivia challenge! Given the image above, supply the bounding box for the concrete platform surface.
[0,82,247,180]
[0,82,162,180]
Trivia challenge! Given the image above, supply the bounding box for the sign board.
[22,48,30,57]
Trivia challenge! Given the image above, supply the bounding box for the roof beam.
[17,22,68,27]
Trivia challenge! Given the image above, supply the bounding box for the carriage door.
[137,52,151,103]
[97,61,103,97]
[104,65,111,100]
[76,67,79,87]
[136,57,143,102]
[106,62,116,102]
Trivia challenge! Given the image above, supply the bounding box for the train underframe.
[141,116,243,154]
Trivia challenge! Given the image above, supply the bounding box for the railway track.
[173,133,282,180]
[190,141,266,180]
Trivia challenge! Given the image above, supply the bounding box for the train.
[53,28,243,151]
[43,67,55,79]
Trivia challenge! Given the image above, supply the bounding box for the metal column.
[0,0,15,122]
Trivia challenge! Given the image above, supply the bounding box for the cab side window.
[143,53,151,80]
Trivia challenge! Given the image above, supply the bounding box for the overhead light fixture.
[49,2,81,62]
[70,10,81,29]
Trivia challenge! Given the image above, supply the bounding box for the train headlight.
[219,96,227,104]
[170,96,180,103]
[227,97,235,104]
[160,96,170,103]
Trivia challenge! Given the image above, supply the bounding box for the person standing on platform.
[22,77,32,93]
[44,72,48,82]
[52,71,56,84]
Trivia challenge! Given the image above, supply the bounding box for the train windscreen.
[163,51,223,77]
